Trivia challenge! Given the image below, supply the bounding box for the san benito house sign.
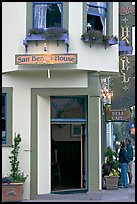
[15,54,77,65]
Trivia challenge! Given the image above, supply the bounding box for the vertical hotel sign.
[15,54,77,65]
[111,2,135,109]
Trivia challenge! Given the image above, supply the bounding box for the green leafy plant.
[81,28,118,48]
[2,133,28,184]
[28,27,68,39]
[102,146,120,177]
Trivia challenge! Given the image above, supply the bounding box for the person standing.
[125,138,133,187]
[119,141,130,188]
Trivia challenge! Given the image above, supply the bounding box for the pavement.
[22,162,135,202]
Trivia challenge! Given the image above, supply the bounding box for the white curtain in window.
[57,3,62,14]
[35,4,48,29]
[97,2,106,34]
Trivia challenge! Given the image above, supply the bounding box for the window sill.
[82,37,118,49]
[23,33,69,53]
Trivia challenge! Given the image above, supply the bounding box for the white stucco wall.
[2,70,88,199]
[2,1,119,199]
[2,2,119,74]
[37,96,51,194]
[2,78,31,199]
[2,2,26,72]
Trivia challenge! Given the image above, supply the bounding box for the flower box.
[108,37,118,45]
[2,133,28,202]
[2,183,24,202]
[23,27,69,53]
[104,176,119,190]
[81,29,118,49]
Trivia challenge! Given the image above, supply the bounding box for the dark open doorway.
[51,123,86,192]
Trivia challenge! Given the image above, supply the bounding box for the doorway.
[50,96,87,192]
[51,123,86,192]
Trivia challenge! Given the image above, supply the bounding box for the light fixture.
[47,69,51,79]
[100,78,113,104]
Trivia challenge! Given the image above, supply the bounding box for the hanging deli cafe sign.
[15,54,77,65]
[105,105,131,122]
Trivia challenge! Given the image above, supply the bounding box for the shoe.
[129,183,132,187]
[124,186,128,188]
[118,186,124,188]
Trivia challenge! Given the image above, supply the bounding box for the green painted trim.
[30,72,100,199]
[88,96,100,191]
[101,107,106,164]
[2,87,13,147]
[30,90,38,200]
[26,2,33,34]
[83,2,87,33]
[63,2,69,30]
[106,2,113,35]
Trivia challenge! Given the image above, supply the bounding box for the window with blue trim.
[2,93,7,144]
[2,88,12,146]
[33,2,63,29]
[87,2,107,33]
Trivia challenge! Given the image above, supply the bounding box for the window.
[2,94,7,144]
[132,26,135,55]
[2,88,12,146]
[51,96,87,119]
[33,2,63,29]
[87,2,107,33]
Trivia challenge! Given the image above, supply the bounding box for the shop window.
[132,26,135,55]
[33,2,63,29]
[87,2,107,33]
[2,88,12,146]
[2,94,7,144]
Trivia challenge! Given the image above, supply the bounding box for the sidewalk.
[22,162,135,202]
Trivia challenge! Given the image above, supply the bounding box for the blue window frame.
[33,2,63,29]
[2,88,12,146]
[87,2,107,33]
[2,93,7,144]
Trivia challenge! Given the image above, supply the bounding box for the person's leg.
[128,162,132,186]
[120,163,124,186]
[128,172,132,185]
[121,163,128,187]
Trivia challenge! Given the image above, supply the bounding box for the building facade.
[2,2,119,200]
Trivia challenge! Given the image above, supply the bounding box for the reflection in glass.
[51,97,86,119]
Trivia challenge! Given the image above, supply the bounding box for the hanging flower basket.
[81,28,118,49]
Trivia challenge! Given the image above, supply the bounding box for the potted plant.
[2,133,28,202]
[104,168,119,190]
[81,28,118,48]
[23,27,69,53]
[102,146,120,190]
